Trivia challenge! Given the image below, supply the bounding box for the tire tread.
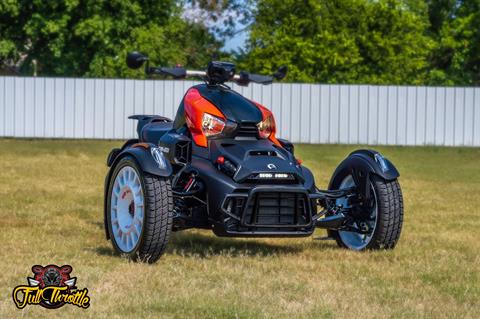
[138,174,173,262]
[369,176,403,249]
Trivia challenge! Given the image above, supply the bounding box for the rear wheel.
[106,156,173,263]
[328,173,403,250]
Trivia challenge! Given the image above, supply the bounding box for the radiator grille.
[236,122,258,137]
[223,191,311,229]
[244,192,309,226]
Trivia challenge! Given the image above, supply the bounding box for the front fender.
[103,143,173,239]
[347,149,399,181]
[112,144,173,177]
[329,149,399,201]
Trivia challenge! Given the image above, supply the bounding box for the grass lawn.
[0,138,478,318]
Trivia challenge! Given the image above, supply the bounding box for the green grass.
[0,139,479,318]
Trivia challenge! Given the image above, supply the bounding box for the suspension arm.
[310,187,356,200]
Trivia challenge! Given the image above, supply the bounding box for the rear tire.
[328,174,403,250]
[106,156,173,263]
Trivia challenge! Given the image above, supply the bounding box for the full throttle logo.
[12,265,90,309]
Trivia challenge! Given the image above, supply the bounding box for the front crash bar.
[219,186,357,231]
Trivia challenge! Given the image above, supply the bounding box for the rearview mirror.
[126,51,148,69]
[273,65,288,80]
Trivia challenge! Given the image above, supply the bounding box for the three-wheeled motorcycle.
[103,52,403,262]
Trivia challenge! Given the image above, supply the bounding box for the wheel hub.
[128,200,135,218]
[336,175,378,250]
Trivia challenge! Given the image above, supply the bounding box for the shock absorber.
[172,169,205,217]
[172,171,196,218]
[183,172,196,192]
[173,196,187,218]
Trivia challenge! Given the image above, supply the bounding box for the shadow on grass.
[94,246,117,257]
[93,230,335,259]
[89,220,104,229]
[166,231,305,258]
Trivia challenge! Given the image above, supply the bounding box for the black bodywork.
[104,83,400,239]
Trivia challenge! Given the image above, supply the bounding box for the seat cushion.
[141,121,173,144]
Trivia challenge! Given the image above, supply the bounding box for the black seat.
[141,121,173,144]
[129,115,173,144]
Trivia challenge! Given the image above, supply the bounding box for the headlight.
[202,113,226,137]
[256,173,295,180]
[257,114,274,139]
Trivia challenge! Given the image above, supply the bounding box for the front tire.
[328,173,404,250]
[106,156,173,263]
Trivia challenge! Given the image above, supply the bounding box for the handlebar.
[126,51,287,86]
[147,67,279,86]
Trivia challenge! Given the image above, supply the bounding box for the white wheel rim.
[336,175,378,250]
[110,166,144,253]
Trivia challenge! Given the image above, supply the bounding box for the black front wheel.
[106,156,173,263]
[328,172,404,250]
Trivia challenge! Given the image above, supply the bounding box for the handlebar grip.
[248,73,273,85]
[236,71,273,86]
[160,67,187,79]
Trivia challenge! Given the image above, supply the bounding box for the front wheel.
[328,173,404,250]
[106,156,173,263]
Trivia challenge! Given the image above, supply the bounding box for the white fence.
[0,76,479,146]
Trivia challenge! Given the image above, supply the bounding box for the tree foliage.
[238,0,434,84]
[236,0,479,85]
[0,0,479,85]
[0,0,221,77]
[427,0,480,85]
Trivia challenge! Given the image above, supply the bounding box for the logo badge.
[267,163,277,170]
[374,153,389,173]
[12,265,90,309]
[151,146,167,169]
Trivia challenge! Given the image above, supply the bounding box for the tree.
[2,0,478,85]
[427,0,480,85]
[0,0,221,77]
[238,0,434,85]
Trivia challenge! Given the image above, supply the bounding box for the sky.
[223,29,248,51]
[182,2,249,52]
